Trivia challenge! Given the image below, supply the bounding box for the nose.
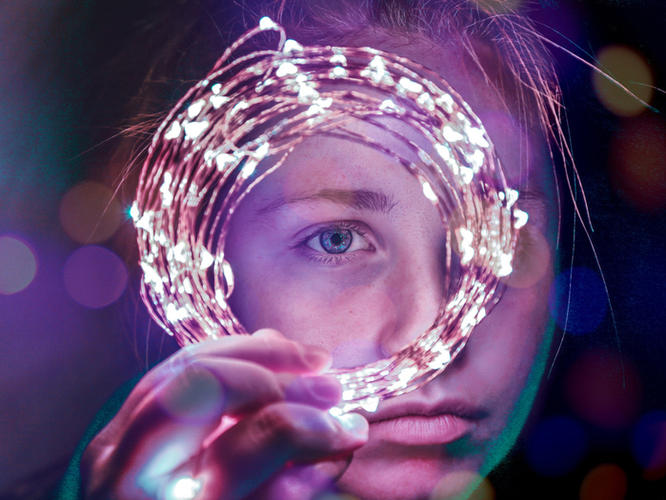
[327,222,448,369]
[377,226,447,356]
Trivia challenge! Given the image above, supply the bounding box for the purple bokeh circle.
[0,235,37,294]
[631,410,666,474]
[63,245,128,308]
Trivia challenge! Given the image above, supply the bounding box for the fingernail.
[300,345,331,371]
[331,412,369,440]
[253,328,285,339]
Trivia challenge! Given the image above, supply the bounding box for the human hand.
[80,329,368,500]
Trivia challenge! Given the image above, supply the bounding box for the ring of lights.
[133,18,526,413]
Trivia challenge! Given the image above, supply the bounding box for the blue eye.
[320,228,352,253]
[301,221,373,264]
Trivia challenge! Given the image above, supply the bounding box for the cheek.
[245,281,399,366]
[461,270,553,411]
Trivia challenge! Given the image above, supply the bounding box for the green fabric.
[51,374,142,500]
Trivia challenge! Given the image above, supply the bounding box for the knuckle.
[164,349,198,377]
[263,404,338,449]
[257,334,299,356]
[255,405,299,441]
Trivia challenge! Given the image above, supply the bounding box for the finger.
[98,360,340,478]
[112,332,331,429]
[102,360,282,472]
[153,358,288,420]
[190,403,368,500]
[134,356,307,434]
[93,359,290,498]
[283,375,342,410]
[124,344,329,428]
[175,333,331,374]
[252,328,287,339]
[153,359,344,419]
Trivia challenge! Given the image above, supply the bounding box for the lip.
[370,414,473,446]
[364,400,487,446]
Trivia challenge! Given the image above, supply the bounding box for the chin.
[336,440,487,500]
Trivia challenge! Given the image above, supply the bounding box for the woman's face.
[225,36,556,500]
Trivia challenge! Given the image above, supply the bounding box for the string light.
[166,476,202,500]
[133,18,523,412]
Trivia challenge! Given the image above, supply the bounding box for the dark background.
[0,0,664,498]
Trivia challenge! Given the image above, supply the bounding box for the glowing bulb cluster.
[133,17,524,411]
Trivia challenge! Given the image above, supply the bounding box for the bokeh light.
[526,416,588,477]
[548,267,607,335]
[579,463,628,500]
[138,438,203,496]
[565,349,641,430]
[0,235,37,294]
[63,245,127,308]
[593,45,654,117]
[156,365,225,424]
[609,115,666,213]
[59,181,123,244]
[631,411,666,480]
[430,471,494,500]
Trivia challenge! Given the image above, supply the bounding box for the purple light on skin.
[331,339,387,369]
[63,245,128,308]
[0,235,37,294]
[477,111,527,186]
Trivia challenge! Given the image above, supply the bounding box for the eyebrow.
[256,188,398,216]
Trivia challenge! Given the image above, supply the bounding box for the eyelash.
[296,221,371,266]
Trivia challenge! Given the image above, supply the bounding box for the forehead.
[241,118,430,218]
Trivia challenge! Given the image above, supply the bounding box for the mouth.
[364,400,488,446]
